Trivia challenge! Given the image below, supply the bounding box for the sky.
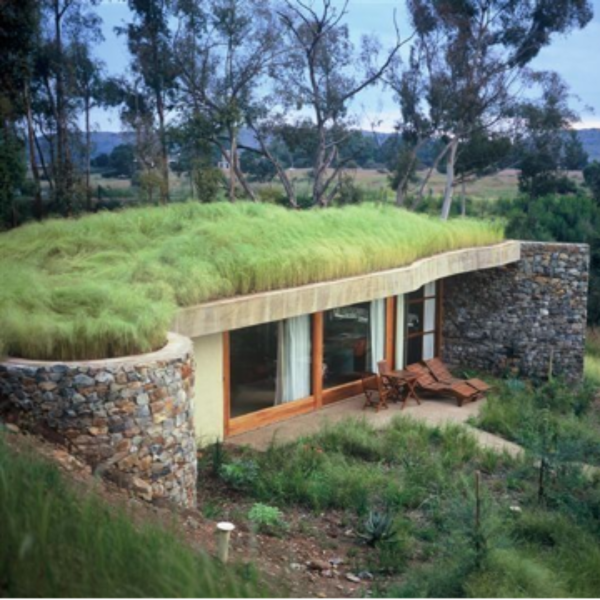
[91,0,600,132]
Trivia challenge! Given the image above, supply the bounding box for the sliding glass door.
[229,316,312,420]
[322,300,386,388]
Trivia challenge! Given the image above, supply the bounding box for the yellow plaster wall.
[192,334,224,445]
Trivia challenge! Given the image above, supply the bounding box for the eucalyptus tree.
[173,0,282,202]
[35,0,103,215]
[120,0,177,204]
[403,0,593,220]
[274,0,405,207]
[0,0,41,222]
[68,39,108,210]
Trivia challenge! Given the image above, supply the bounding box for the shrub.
[220,459,259,491]
[247,503,286,534]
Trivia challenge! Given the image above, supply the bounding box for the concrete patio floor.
[229,394,522,457]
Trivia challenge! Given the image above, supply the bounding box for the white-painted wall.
[192,334,225,445]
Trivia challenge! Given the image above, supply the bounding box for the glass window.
[230,322,278,418]
[230,317,313,419]
[323,302,370,387]
[405,282,438,365]
[323,300,385,388]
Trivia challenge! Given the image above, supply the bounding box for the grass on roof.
[0,202,504,360]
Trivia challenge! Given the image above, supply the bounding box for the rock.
[73,374,95,388]
[321,569,334,578]
[329,557,344,567]
[307,560,330,572]
[345,573,361,584]
[290,563,305,572]
[131,477,153,501]
[358,571,374,581]
[95,371,114,384]
[39,381,58,392]
[4,423,20,434]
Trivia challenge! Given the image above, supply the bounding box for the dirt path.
[230,395,523,458]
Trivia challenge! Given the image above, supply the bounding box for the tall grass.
[0,202,503,360]
[0,435,262,597]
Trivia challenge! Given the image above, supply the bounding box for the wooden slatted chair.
[361,373,391,412]
[406,363,479,407]
[424,358,492,398]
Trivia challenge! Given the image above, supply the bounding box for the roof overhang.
[171,240,521,338]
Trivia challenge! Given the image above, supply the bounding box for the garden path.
[229,395,523,457]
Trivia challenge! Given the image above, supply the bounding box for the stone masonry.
[0,334,197,507]
[441,242,589,383]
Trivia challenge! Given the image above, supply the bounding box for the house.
[0,204,589,507]
[172,240,588,443]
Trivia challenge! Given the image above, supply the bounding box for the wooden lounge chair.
[424,358,492,397]
[361,372,391,412]
[406,363,480,407]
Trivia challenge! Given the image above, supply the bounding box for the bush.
[220,459,259,491]
[247,503,286,534]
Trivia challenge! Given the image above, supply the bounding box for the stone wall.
[0,334,197,507]
[441,242,589,383]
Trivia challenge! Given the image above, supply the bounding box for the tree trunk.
[412,140,453,210]
[440,137,459,221]
[313,127,327,207]
[229,129,236,202]
[24,83,43,220]
[53,0,70,215]
[461,179,467,217]
[156,91,169,205]
[85,98,92,212]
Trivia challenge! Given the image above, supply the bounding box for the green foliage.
[0,435,262,597]
[192,166,225,203]
[583,160,600,203]
[220,458,259,491]
[0,129,27,229]
[247,503,286,534]
[358,509,398,547]
[475,377,600,467]
[0,202,503,359]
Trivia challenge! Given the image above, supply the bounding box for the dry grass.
[0,202,503,360]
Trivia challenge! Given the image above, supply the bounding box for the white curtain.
[395,295,405,369]
[423,285,437,360]
[369,299,386,373]
[275,315,311,405]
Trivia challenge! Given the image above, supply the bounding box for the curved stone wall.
[0,334,197,507]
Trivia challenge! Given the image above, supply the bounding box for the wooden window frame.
[404,281,443,363]
[223,294,409,437]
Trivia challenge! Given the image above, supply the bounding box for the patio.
[228,394,522,457]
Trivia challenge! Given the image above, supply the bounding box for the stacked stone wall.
[441,242,589,382]
[0,334,197,507]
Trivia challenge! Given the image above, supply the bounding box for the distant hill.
[71,127,600,163]
[577,128,600,162]
[89,132,134,157]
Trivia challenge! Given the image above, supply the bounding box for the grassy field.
[0,435,261,598]
[94,168,586,204]
[0,202,503,361]
[209,412,600,597]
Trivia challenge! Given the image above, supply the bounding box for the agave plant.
[358,509,397,547]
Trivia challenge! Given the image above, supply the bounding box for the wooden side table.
[387,369,422,409]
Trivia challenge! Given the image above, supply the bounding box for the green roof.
[0,202,503,361]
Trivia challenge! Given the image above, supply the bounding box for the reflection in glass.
[323,302,372,388]
[230,323,278,418]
